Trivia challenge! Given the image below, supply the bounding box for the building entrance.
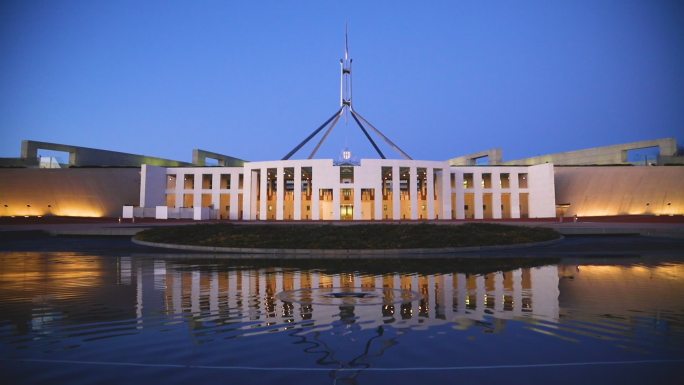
[340,204,353,220]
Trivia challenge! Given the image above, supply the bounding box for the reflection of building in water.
[133,264,561,331]
[558,263,684,323]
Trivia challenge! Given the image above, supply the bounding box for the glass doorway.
[340,204,353,220]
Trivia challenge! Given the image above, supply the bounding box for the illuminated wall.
[0,168,140,217]
[554,166,684,216]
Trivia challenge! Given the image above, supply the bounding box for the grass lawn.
[135,222,560,249]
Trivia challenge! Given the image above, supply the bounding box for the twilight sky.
[1,0,683,163]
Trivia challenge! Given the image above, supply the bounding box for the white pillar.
[259,168,267,220]
[511,172,521,218]
[455,172,465,220]
[493,192,502,219]
[193,172,201,209]
[410,166,418,220]
[374,186,382,221]
[212,173,221,215]
[294,166,302,220]
[276,166,284,220]
[353,187,362,220]
[312,180,320,220]
[427,168,435,220]
[230,176,239,220]
[175,171,183,209]
[332,188,341,220]
[243,170,253,220]
[392,166,400,220]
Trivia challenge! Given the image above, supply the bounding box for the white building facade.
[130,160,556,221]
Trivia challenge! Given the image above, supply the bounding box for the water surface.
[1,252,683,384]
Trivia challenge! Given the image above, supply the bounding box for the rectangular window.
[183,174,194,189]
[166,175,177,189]
[340,166,354,184]
[518,173,528,188]
[500,173,510,188]
[463,173,473,188]
[221,174,231,189]
[202,174,212,189]
[482,173,492,188]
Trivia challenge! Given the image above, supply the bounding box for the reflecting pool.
[1,252,683,384]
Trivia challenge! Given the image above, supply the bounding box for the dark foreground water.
[1,252,683,385]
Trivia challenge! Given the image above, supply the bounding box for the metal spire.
[340,24,352,107]
[282,27,411,160]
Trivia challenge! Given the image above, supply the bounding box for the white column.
[511,172,521,218]
[244,170,254,220]
[259,168,267,220]
[427,168,435,220]
[175,172,183,209]
[193,172,201,209]
[474,172,483,219]
[353,187,362,220]
[455,172,465,220]
[230,175,239,220]
[212,173,221,215]
[410,166,418,220]
[276,166,284,220]
[312,179,320,220]
[332,188,341,220]
[493,192,502,219]
[294,166,302,220]
[441,169,451,220]
[374,186,382,221]
[392,166,400,220]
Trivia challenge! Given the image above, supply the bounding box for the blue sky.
[1,0,683,162]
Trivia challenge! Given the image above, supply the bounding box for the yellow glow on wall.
[1,205,104,218]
